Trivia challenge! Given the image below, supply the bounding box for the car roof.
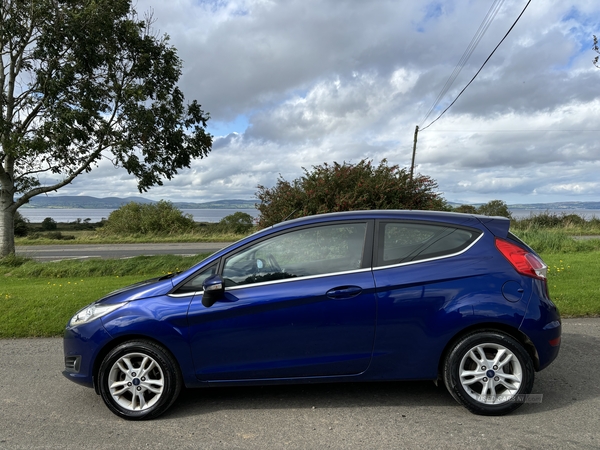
[273,209,506,229]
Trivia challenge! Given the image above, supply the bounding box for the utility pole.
[410,125,419,182]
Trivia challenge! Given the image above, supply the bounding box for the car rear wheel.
[98,340,182,420]
[443,330,534,415]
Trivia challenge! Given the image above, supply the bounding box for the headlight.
[69,302,127,327]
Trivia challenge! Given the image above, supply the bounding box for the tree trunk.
[0,191,16,258]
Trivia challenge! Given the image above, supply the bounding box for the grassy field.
[542,252,600,317]
[0,254,210,338]
[15,219,249,245]
[1,275,146,337]
[15,229,246,245]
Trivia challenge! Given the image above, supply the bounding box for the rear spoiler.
[477,216,511,238]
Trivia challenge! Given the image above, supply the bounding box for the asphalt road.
[0,319,598,449]
[15,243,232,261]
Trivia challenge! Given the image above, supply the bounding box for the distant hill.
[172,199,257,209]
[507,201,600,210]
[20,196,256,210]
[449,201,600,210]
[19,196,600,211]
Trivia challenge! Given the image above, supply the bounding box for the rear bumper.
[520,280,561,371]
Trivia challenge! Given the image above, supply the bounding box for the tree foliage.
[594,35,599,68]
[0,0,212,257]
[475,200,512,218]
[100,201,196,235]
[453,200,512,218]
[255,159,448,228]
[41,217,57,231]
[13,211,29,236]
[452,204,478,214]
[218,211,255,234]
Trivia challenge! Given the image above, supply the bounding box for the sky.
[53,0,600,205]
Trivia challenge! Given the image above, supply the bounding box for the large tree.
[0,0,212,257]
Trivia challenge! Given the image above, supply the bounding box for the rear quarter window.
[375,222,481,267]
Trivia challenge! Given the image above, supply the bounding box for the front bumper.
[62,320,113,388]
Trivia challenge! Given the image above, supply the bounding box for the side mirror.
[201,274,225,308]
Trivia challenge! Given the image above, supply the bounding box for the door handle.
[326,286,362,299]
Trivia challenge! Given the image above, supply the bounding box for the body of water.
[509,209,600,219]
[19,208,260,223]
[18,207,600,223]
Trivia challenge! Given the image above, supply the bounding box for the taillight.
[495,238,548,280]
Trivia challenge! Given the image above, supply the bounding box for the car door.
[186,221,377,381]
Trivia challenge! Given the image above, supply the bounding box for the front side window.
[174,263,218,294]
[223,222,368,287]
[376,222,480,267]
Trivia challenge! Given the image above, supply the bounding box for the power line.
[420,0,533,132]
[420,0,506,127]
[424,129,600,133]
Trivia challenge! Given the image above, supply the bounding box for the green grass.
[16,220,249,245]
[542,252,600,317]
[513,229,600,253]
[0,276,147,338]
[512,212,600,236]
[15,230,245,245]
[0,254,211,338]
[1,254,210,278]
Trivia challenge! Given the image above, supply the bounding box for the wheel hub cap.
[107,352,165,412]
[458,343,523,405]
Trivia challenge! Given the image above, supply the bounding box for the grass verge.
[0,254,210,338]
[15,230,246,245]
[542,252,600,318]
[1,276,147,338]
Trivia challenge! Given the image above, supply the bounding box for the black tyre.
[443,330,534,416]
[98,340,182,420]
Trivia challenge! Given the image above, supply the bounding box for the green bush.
[14,211,30,237]
[256,159,448,228]
[41,217,57,231]
[43,231,75,241]
[451,200,512,218]
[217,212,255,234]
[453,204,478,214]
[513,212,600,232]
[476,200,512,218]
[100,200,196,235]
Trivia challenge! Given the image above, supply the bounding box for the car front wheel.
[443,330,534,415]
[98,340,182,420]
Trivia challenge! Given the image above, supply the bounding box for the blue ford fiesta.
[63,210,561,420]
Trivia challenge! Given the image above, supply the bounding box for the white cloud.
[47,0,600,205]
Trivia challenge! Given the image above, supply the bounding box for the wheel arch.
[92,334,185,395]
[438,323,540,379]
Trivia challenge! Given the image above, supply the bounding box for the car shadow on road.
[166,379,458,419]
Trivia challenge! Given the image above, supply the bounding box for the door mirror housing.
[201,274,225,307]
